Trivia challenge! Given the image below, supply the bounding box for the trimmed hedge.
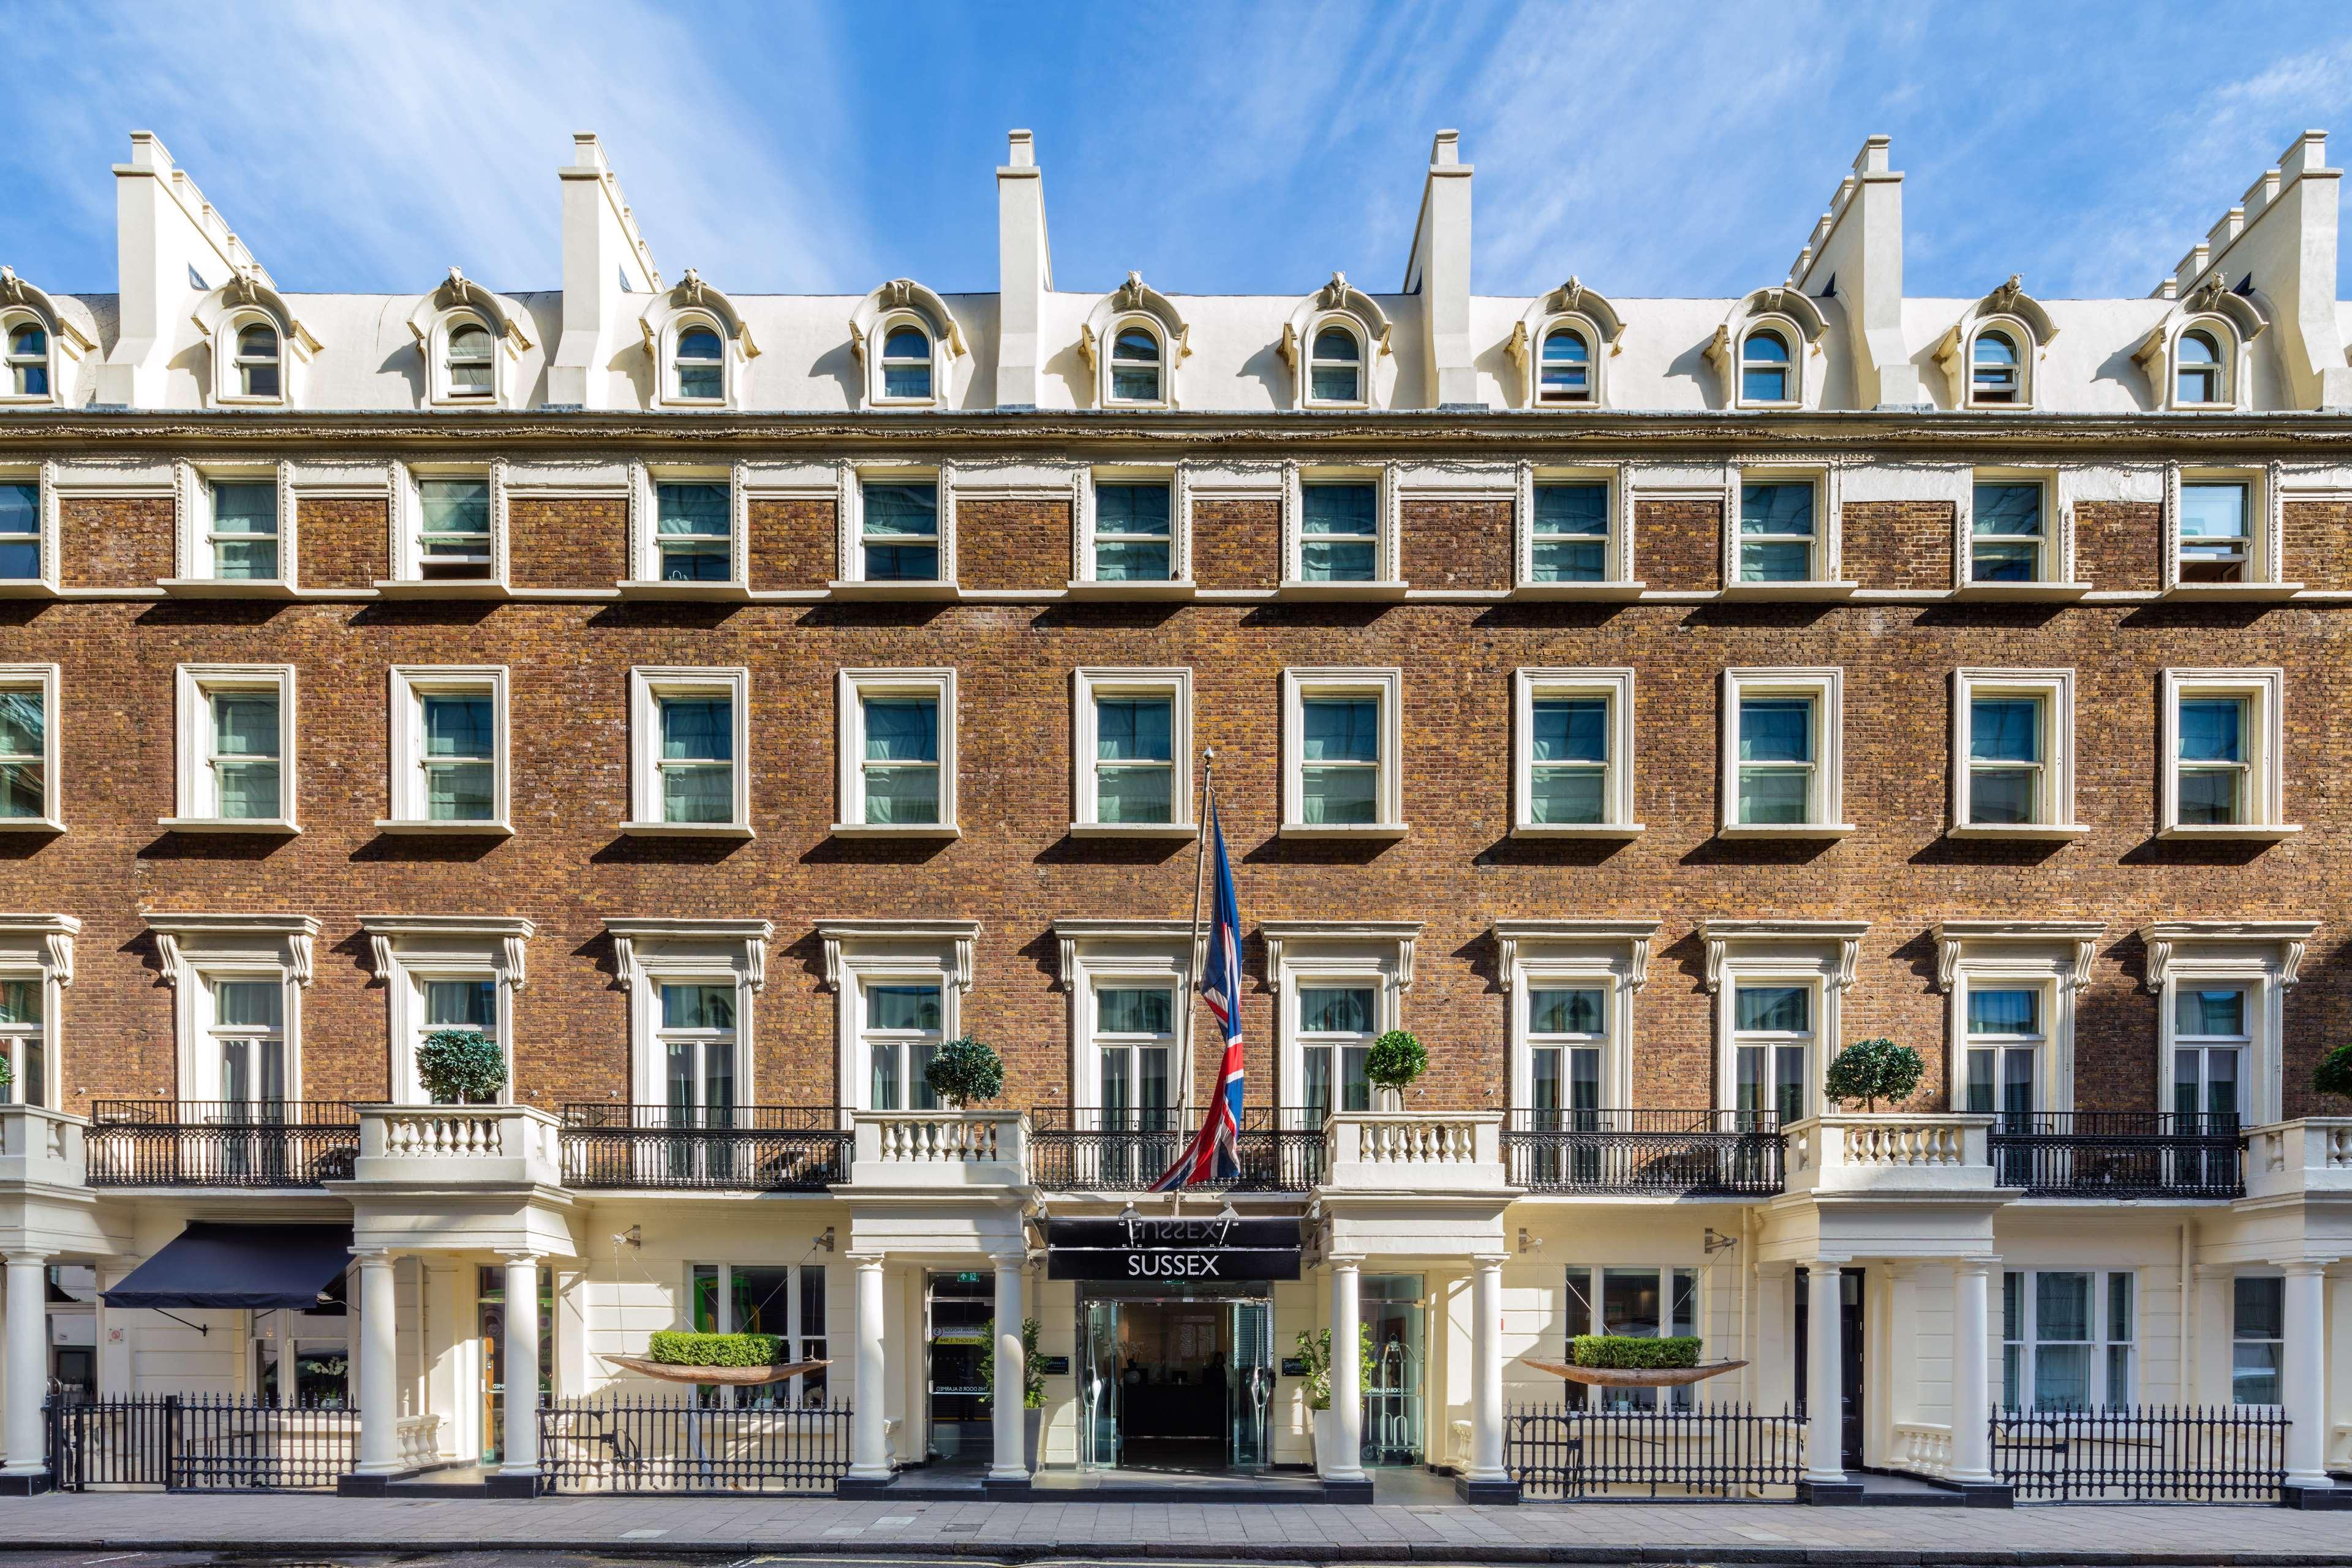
[1570,1334,1702,1370]
[647,1330,788,1367]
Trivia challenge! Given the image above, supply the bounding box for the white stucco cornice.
[2136,919,2320,992]
[814,918,982,992]
[1049,917,1197,989]
[145,912,322,988]
[360,914,537,990]
[1698,918,1868,993]
[2132,273,2269,372]
[605,917,774,992]
[1705,285,1830,372]
[1491,919,1658,990]
[848,279,967,362]
[1931,919,2104,993]
[1507,277,1627,361]
[1257,919,1421,990]
[0,914,80,987]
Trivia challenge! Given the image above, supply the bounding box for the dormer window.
[1309,326,1363,403]
[1740,329,1791,404]
[882,325,932,399]
[2175,328,2225,406]
[1109,326,1163,403]
[235,323,281,399]
[1539,328,1591,404]
[5,325,45,398]
[445,322,493,396]
[1971,330,2021,404]
[674,325,723,400]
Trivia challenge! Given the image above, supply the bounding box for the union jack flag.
[1153,807,1244,1189]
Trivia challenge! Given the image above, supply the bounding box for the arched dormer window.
[445,320,494,397]
[2133,276,2264,413]
[0,268,95,408]
[1080,274,1190,409]
[1539,327,1591,403]
[5,324,46,398]
[881,324,932,399]
[1740,328,1792,404]
[641,270,759,410]
[2175,328,2225,405]
[405,269,537,410]
[1934,282,2057,411]
[1109,325,1163,402]
[1309,326,1364,403]
[234,322,282,399]
[1281,274,1392,409]
[1971,330,2020,403]
[674,322,723,400]
[1708,288,1828,410]
[1507,281,1626,409]
[192,270,318,407]
[850,279,965,410]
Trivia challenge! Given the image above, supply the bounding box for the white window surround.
[1298,314,1372,409]
[2158,667,2295,841]
[401,271,533,412]
[815,919,978,1115]
[1722,464,1851,599]
[1512,667,1641,839]
[165,459,297,597]
[380,461,508,597]
[832,462,957,598]
[2002,1268,2137,1411]
[0,915,77,1110]
[1528,314,1605,406]
[0,290,92,412]
[167,664,300,834]
[0,462,61,599]
[849,282,967,412]
[1262,921,1419,1121]
[2161,462,2294,598]
[608,918,772,1108]
[428,311,500,407]
[380,666,511,836]
[2152,314,2248,413]
[1734,315,1807,409]
[1098,314,1170,408]
[654,306,741,410]
[211,307,298,408]
[1070,464,1194,597]
[866,308,948,408]
[2139,921,2315,1127]
[1070,668,1196,839]
[1718,668,1850,839]
[622,461,750,600]
[147,913,317,1106]
[1079,275,1191,411]
[1053,918,1197,1115]
[1932,921,2103,1114]
[1494,919,1656,1111]
[1280,462,1403,599]
[1512,462,1642,601]
[624,666,753,839]
[1698,919,1866,1118]
[1280,666,1406,839]
[1961,318,2036,409]
[1948,668,2083,839]
[1955,469,2087,600]
[834,667,959,838]
[361,916,533,1106]
[0,665,62,834]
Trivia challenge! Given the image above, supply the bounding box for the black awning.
[102,1222,353,1312]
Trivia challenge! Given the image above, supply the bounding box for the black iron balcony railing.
[1504,1109,1785,1196]
[85,1102,361,1188]
[1985,1112,2244,1198]
[559,1105,850,1191]
[1028,1107,1324,1192]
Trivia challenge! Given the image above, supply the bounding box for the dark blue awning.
[102,1222,352,1312]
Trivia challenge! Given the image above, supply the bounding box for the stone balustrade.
[2241,1118,2352,1202]
[396,1411,444,1469]
[348,1104,565,1189]
[1781,1114,1997,1197]
[848,1110,1027,1188]
[0,1104,86,1189]
[1890,1421,1954,1479]
[1322,1112,1506,1192]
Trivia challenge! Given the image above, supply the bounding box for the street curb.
[6,1545,2352,1566]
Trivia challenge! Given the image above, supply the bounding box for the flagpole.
[1182,746,1215,1125]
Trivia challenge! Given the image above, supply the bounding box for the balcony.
[1984,1112,2244,1199]
[559,1105,849,1191]
[85,1102,360,1188]
[1503,1109,1784,1197]
[1028,1108,1323,1193]
[1783,1113,1999,1198]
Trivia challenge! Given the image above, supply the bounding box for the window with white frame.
[415,476,494,581]
[1732,982,1812,1125]
[1952,669,2076,834]
[1095,981,1175,1134]
[1513,668,1637,835]
[1297,982,1374,1123]
[1527,983,1607,1128]
[2173,325,2229,407]
[674,322,724,402]
[1281,668,1403,834]
[1721,669,1845,835]
[0,665,57,829]
[1072,668,1193,833]
[2160,668,2290,837]
[1528,480,1613,584]
[149,916,314,1109]
[878,322,933,402]
[208,976,287,1112]
[607,919,769,1128]
[1055,922,1195,1171]
[4,321,48,399]
[384,666,507,831]
[864,978,941,1110]
[1296,480,1381,583]
[172,666,296,829]
[0,480,38,581]
[1736,480,1818,582]
[835,669,956,834]
[2171,982,2248,1125]
[1738,327,1794,405]
[2002,1270,2135,1410]
[1306,324,1365,404]
[1107,324,1164,404]
[1561,1266,1701,1410]
[650,479,733,584]
[1265,922,1415,1130]
[2231,1275,2282,1406]
[2142,921,2307,1129]
[0,974,38,1107]
[626,667,750,834]
[820,922,973,1112]
[2177,478,2252,582]
[1964,985,2041,1125]
[233,321,282,400]
[1970,328,2024,405]
[1089,477,1175,582]
[0,918,71,1110]
[858,477,941,582]
[444,319,494,399]
[1969,479,2053,584]
[1537,326,1593,404]
[1499,922,1651,1140]
[208,480,280,581]
[363,918,529,1106]
[660,982,737,1121]
[689,1264,829,1408]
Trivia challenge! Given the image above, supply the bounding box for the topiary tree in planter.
[1363,1030,1428,1110]
[417,1028,506,1105]
[923,1035,1005,1110]
[1823,1036,1924,1114]
[2313,1042,2352,1109]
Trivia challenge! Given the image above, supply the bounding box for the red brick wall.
[959,498,1070,591]
[2285,500,2352,591]
[1192,499,1277,589]
[749,498,833,592]
[60,497,173,587]
[508,497,625,591]
[1843,501,1953,591]
[295,498,386,590]
[1401,499,1510,592]
[2076,501,2162,592]
[1637,499,1720,591]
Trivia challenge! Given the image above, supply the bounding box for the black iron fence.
[1984,1114,2244,1199]
[48,1393,356,1490]
[85,1102,360,1188]
[539,1394,851,1493]
[1507,1402,1804,1499]
[1504,1109,1785,1196]
[559,1105,849,1191]
[1992,1405,2286,1502]
[1028,1107,1324,1191]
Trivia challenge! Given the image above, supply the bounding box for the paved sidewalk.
[2,1491,2352,1564]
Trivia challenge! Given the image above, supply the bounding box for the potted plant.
[923,1035,1005,1111]
[417,1027,506,1106]
[1823,1036,1924,1114]
[979,1316,1049,1469]
[2313,1042,2352,1112]
[1293,1323,1376,1468]
[1363,1029,1427,1112]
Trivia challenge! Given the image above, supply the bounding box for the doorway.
[478,1265,552,1464]
[1793,1266,1865,1469]
[1079,1291,1272,1472]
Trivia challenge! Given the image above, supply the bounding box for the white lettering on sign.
[1125,1251,1225,1278]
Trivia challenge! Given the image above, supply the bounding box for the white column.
[2,1252,48,1478]
[1324,1254,1366,1483]
[1466,1254,1508,1484]
[500,1253,541,1479]
[353,1248,402,1476]
[1949,1259,1994,1484]
[2280,1260,2332,1490]
[848,1254,891,1481]
[990,1255,1027,1482]
[1803,1259,1846,1484]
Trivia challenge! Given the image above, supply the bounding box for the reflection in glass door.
[1080,1298,1121,1469]
[1229,1299,1271,1469]
[1362,1275,1423,1466]
[478,1265,552,1464]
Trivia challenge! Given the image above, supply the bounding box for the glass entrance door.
[1362,1275,1424,1466]
[1229,1298,1272,1469]
[1080,1298,1122,1469]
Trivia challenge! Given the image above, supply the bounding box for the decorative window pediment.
[1080,273,1190,409]
[0,914,77,1109]
[641,270,758,409]
[815,918,981,1113]
[405,268,534,409]
[1933,276,2057,409]
[1706,288,1829,409]
[146,912,319,1109]
[1507,278,1624,408]
[1932,919,2103,1117]
[1,268,95,408]
[607,918,772,1110]
[2136,918,2316,1128]
[849,279,967,409]
[2133,274,2266,411]
[193,268,319,407]
[361,914,535,1105]
[1279,273,1393,409]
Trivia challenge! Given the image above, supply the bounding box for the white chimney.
[99,133,255,408]
[549,133,661,410]
[995,130,1051,408]
[1403,130,1476,408]
[1790,136,1920,409]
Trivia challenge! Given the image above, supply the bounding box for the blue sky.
[9,1,2352,303]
